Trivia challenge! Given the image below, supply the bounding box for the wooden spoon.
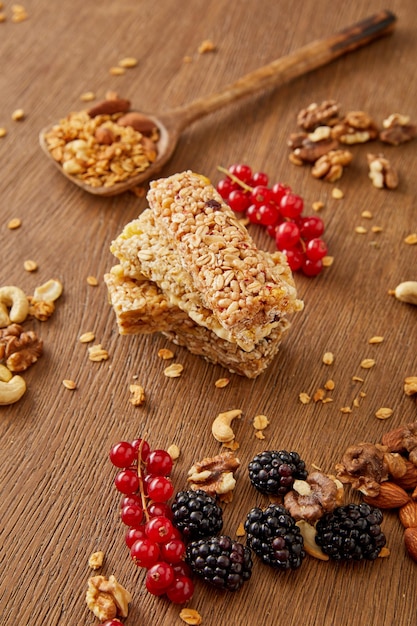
[39,10,396,196]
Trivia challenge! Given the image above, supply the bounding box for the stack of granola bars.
[105,171,303,377]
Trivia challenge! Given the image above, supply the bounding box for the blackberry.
[244,504,305,570]
[185,535,252,591]
[171,489,223,540]
[248,450,307,496]
[315,503,386,561]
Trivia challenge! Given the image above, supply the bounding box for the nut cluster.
[288,99,416,188]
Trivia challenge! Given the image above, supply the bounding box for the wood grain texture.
[0,1,416,625]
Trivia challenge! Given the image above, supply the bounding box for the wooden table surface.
[1,1,416,625]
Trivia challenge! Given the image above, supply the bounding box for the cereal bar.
[110,210,293,351]
[104,266,290,378]
[147,171,302,346]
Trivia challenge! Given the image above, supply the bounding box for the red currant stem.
[217,165,253,193]
[137,436,150,522]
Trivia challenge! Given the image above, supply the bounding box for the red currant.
[114,469,140,495]
[146,562,175,595]
[160,539,186,564]
[146,450,173,476]
[302,258,323,277]
[282,248,304,272]
[250,171,269,187]
[299,215,324,240]
[250,185,273,206]
[258,203,280,226]
[131,438,150,462]
[147,502,173,519]
[166,575,194,604]
[109,441,136,468]
[305,238,328,261]
[120,504,144,527]
[246,204,262,224]
[125,526,146,549]
[275,221,300,249]
[145,516,175,543]
[279,192,304,219]
[147,476,174,502]
[216,177,236,199]
[101,620,123,626]
[229,163,252,183]
[271,182,291,204]
[228,189,250,213]
[131,538,160,568]
[120,494,142,509]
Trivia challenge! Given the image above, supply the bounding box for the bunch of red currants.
[109,438,194,607]
[216,164,328,277]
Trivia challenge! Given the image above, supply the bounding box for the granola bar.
[147,171,302,345]
[110,210,293,351]
[104,266,290,378]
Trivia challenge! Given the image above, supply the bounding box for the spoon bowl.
[39,10,396,196]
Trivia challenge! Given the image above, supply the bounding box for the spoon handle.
[166,10,396,130]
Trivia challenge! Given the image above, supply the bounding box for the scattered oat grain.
[332,187,344,199]
[404,233,417,245]
[404,377,417,396]
[0,13,6,23]
[80,91,95,102]
[322,255,334,267]
[23,259,37,272]
[361,210,373,219]
[313,388,326,402]
[11,7,28,22]
[312,200,324,212]
[352,376,364,382]
[88,551,104,570]
[223,439,240,450]
[322,397,333,404]
[322,352,334,365]
[371,226,383,233]
[355,226,367,234]
[378,546,390,558]
[129,384,145,406]
[198,39,216,54]
[157,347,174,360]
[368,336,384,344]
[79,331,95,343]
[86,275,98,286]
[118,57,138,68]
[236,522,245,537]
[0,127,6,137]
[7,217,21,229]
[299,392,311,404]
[324,379,335,390]
[179,608,202,626]
[253,414,270,430]
[11,108,25,121]
[88,344,109,362]
[167,444,180,461]
[340,407,352,414]
[62,379,77,390]
[164,363,183,378]
[255,431,266,440]
[375,407,393,420]
[109,66,126,75]
[360,358,376,369]
[353,397,361,408]
[215,377,230,388]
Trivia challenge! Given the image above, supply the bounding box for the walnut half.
[86,575,132,621]
[187,452,240,499]
[283,471,342,523]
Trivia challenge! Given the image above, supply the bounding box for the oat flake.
[375,407,393,420]
[164,363,183,378]
[322,352,334,365]
[360,358,376,369]
[368,336,384,344]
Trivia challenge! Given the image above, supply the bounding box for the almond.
[117,112,157,136]
[381,426,406,452]
[404,527,417,562]
[399,500,417,528]
[392,460,417,491]
[94,127,115,145]
[362,481,410,509]
[87,97,131,118]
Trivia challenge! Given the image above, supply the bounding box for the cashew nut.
[32,278,63,303]
[211,409,242,443]
[394,281,417,306]
[0,286,29,327]
[0,374,26,405]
